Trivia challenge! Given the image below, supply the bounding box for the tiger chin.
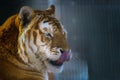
[0,5,72,80]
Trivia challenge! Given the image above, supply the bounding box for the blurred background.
[0,0,120,80]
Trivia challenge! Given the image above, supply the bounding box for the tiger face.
[18,5,72,73]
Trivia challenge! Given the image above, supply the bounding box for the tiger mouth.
[48,60,63,66]
[48,51,71,67]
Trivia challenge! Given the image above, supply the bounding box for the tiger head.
[17,5,72,73]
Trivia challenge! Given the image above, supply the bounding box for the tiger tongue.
[57,51,71,64]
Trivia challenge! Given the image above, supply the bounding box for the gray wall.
[54,0,120,80]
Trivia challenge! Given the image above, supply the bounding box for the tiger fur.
[0,5,71,80]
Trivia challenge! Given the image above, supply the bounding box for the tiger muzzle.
[49,50,72,66]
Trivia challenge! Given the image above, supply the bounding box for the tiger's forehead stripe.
[33,31,37,45]
[38,15,62,29]
[27,14,63,33]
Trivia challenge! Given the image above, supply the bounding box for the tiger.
[0,5,72,80]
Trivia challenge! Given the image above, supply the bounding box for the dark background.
[0,0,120,80]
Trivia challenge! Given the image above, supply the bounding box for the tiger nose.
[59,48,70,54]
[59,48,72,61]
[59,48,64,54]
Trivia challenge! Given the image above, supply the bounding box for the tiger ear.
[46,5,55,15]
[19,6,34,26]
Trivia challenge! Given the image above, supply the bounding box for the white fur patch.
[46,48,61,61]
[44,61,63,73]
[29,31,37,53]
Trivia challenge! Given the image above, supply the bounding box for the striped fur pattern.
[0,5,71,80]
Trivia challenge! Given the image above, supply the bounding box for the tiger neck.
[0,15,20,60]
[0,15,27,68]
[0,15,48,80]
